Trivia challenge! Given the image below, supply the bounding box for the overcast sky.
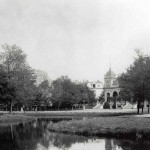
[0,0,150,82]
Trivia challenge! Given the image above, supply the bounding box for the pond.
[0,118,150,150]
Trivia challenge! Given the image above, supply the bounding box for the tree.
[98,90,105,103]
[51,76,96,110]
[0,44,36,113]
[14,66,37,110]
[51,76,64,110]
[51,76,75,110]
[118,50,150,113]
[75,83,96,106]
[0,64,16,110]
[34,80,52,111]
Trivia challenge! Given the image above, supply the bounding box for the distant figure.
[147,103,149,113]
[23,106,26,113]
[83,105,85,110]
[21,107,23,112]
[141,101,144,114]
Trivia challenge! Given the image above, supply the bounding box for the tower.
[104,68,120,102]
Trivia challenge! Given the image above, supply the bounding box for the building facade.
[104,68,120,102]
[87,81,103,98]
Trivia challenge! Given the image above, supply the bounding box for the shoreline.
[0,110,150,140]
[11,109,138,117]
[48,116,150,140]
[0,109,142,124]
[0,114,36,125]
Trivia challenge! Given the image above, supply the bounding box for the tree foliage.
[0,44,96,111]
[118,50,150,104]
[98,90,105,103]
[51,76,96,110]
[34,80,52,110]
[0,44,36,112]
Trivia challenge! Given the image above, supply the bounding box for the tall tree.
[118,50,150,113]
[0,44,36,113]
[0,64,15,110]
[51,76,68,110]
[34,80,52,110]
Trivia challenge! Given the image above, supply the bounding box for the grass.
[0,109,137,124]
[48,116,150,139]
[20,109,137,117]
[0,114,35,125]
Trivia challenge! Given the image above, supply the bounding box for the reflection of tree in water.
[0,118,89,150]
[105,139,113,150]
[0,126,19,150]
[0,121,44,150]
[104,138,150,150]
[0,119,50,150]
[32,118,89,149]
[105,139,118,150]
[1,119,150,150]
[40,130,89,149]
[114,139,150,150]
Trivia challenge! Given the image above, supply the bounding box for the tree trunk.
[137,106,140,114]
[35,106,37,113]
[10,100,13,114]
[58,102,60,110]
[137,101,140,114]
[141,100,144,114]
[142,106,143,114]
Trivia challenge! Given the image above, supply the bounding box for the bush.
[112,103,116,109]
[103,102,110,109]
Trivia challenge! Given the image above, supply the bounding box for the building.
[87,81,103,98]
[104,68,120,102]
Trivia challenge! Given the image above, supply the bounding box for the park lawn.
[0,114,35,125]
[48,116,150,139]
[23,109,137,117]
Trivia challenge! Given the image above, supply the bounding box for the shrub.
[112,103,116,109]
[103,102,110,109]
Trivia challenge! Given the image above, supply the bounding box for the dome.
[105,68,116,78]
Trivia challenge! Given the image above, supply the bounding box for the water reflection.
[0,118,150,150]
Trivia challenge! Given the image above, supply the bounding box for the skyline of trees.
[1,44,150,113]
[0,44,37,113]
[0,44,97,112]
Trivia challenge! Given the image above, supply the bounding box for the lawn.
[0,114,35,125]
[48,116,150,139]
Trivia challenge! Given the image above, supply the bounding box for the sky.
[0,0,150,82]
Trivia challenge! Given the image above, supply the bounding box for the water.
[0,118,150,150]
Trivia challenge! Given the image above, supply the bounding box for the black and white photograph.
[0,0,150,150]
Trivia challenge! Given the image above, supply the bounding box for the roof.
[105,68,116,78]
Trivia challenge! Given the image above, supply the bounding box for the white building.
[104,68,120,102]
[87,81,103,98]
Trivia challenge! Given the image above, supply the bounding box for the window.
[93,84,95,88]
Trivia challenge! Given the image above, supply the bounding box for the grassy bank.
[48,116,150,140]
[0,114,35,125]
[21,109,137,117]
[0,109,137,124]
